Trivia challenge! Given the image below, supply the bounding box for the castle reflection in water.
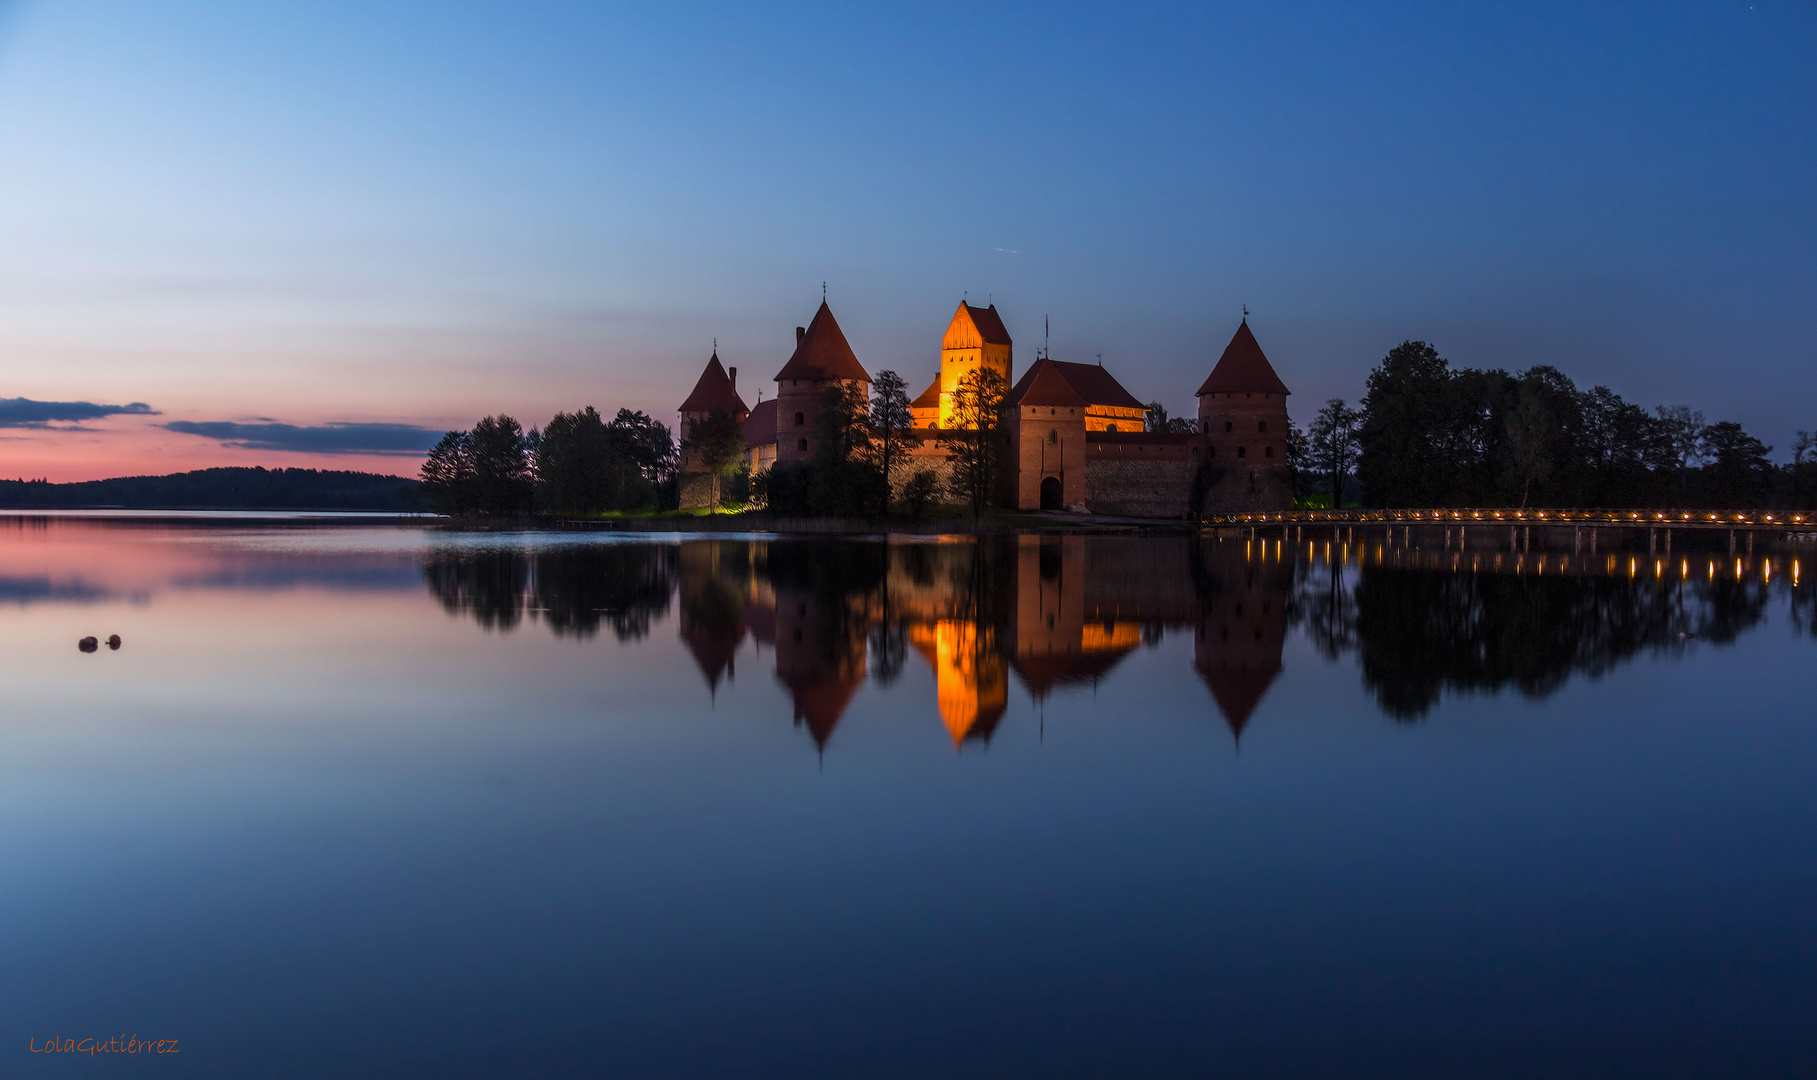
[424,534,1805,743]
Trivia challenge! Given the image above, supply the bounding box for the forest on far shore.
[0,467,420,510]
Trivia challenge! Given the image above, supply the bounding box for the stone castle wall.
[1084,457,1199,518]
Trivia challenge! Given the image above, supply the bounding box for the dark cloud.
[0,397,158,428]
[162,420,443,455]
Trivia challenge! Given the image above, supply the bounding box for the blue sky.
[0,0,1811,478]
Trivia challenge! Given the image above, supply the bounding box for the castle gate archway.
[1040,476,1063,510]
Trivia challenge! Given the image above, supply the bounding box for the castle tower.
[773,301,870,465]
[930,302,1012,429]
[677,350,751,511]
[1194,319,1293,514]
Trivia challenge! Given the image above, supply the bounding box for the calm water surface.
[4,517,1815,1078]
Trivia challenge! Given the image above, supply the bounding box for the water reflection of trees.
[1299,561,1774,719]
[424,548,531,631]
[427,534,1804,743]
[423,544,676,640]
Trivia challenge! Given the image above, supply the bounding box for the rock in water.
[107,635,122,650]
[78,636,98,653]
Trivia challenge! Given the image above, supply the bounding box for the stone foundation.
[1194,462,1294,515]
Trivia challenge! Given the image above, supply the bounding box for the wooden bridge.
[1202,507,1809,530]
[1200,507,1814,559]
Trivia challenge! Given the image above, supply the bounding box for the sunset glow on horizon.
[2,1,1812,482]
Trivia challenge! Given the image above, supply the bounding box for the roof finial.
[963,289,968,303]
[1242,304,1249,321]
[822,281,827,302]
[1097,353,1103,367]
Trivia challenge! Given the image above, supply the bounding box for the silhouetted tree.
[1793,430,1816,511]
[760,383,886,516]
[870,370,914,494]
[462,415,535,514]
[682,409,747,513]
[608,409,676,496]
[536,406,621,515]
[1307,398,1361,506]
[902,469,939,519]
[420,431,475,514]
[946,367,1009,517]
[1358,341,1456,507]
[1701,421,1773,508]
[1144,401,1199,434]
[1656,405,1708,503]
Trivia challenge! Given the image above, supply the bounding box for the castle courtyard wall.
[1083,457,1199,518]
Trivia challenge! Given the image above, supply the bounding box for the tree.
[605,409,674,510]
[761,382,887,517]
[1306,399,1361,506]
[1655,405,1708,502]
[1702,421,1773,508]
[1145,401,1197,434]
[420,431,474,514]
[1500,367,1582,507]
[1357,341,1454,507]
[870,370,914,491]
[945,367,1008,517]
[467,415,535,514]
[817,381,873,466]
[1286,419,1313,499]
[537,406,621,515]
[682,409,747,513]
[1792,430,1814,511]
[901,469,939,519]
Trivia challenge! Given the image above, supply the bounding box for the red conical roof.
[1196,320,1291,397]
[775,302,871,383]
[1006,358,1088,409]
[678,353,750,415]
[960,303,1013,346]
[1194,661,1280,740]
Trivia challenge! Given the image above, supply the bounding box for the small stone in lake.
[78,636,98,653]
[107,635,122,650]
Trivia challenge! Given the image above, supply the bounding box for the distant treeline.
[1303,342,1815,510]
[0,467,419,510]
[419,408,678,515]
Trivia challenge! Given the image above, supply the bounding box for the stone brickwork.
[1192,461,1295,515]
[680,472,719,512]
[1084,457,1199,519]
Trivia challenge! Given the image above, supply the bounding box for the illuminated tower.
[912,302,1013,430]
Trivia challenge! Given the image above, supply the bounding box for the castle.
[678,300,1293,517]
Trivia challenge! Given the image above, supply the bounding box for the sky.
[0,0,1812,481]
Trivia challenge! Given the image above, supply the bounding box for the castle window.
[1238,446,1247,458]
[1201,419,1209,433]
[797,438,807,451]
[1050,408,1056,415]
[794,412,805,426]
[1265,446,1274,457]
[1207,445,1215,457]
[1225,421,1233,433]
[1258,420,1268,432]
[1049,429,1057,444]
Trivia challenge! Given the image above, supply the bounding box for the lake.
[4,515,1814,1078]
